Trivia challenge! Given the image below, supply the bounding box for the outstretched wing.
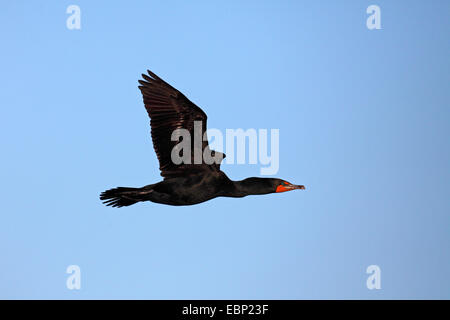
[138,70,225,178]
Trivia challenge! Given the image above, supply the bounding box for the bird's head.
[270,178,306,193]
[238,178,305,195]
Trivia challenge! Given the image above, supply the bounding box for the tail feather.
[100,187,143,208]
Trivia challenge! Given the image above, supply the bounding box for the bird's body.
[104,171,228,207]
[100,70,305,207]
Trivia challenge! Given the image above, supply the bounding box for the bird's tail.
[100,187,146,208]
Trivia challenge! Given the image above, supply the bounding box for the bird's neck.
[228,178,274,197]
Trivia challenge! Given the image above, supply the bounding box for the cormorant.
[100,70,305,207]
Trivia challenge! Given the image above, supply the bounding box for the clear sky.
[0,0,449,299]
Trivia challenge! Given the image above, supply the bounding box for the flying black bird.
[100,70,305,207]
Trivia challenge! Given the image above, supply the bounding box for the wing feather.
[138,70,224,177]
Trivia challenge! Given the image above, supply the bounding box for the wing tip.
[147,69,158,78]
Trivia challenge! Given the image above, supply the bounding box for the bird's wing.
[138,70,225,178]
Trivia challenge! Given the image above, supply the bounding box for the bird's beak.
[276,184,306,193]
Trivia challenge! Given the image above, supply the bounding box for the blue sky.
[0,0,449,299]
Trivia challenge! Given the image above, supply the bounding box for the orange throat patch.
[276,185,290,193]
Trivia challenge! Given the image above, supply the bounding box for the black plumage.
[100,70,304,207]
